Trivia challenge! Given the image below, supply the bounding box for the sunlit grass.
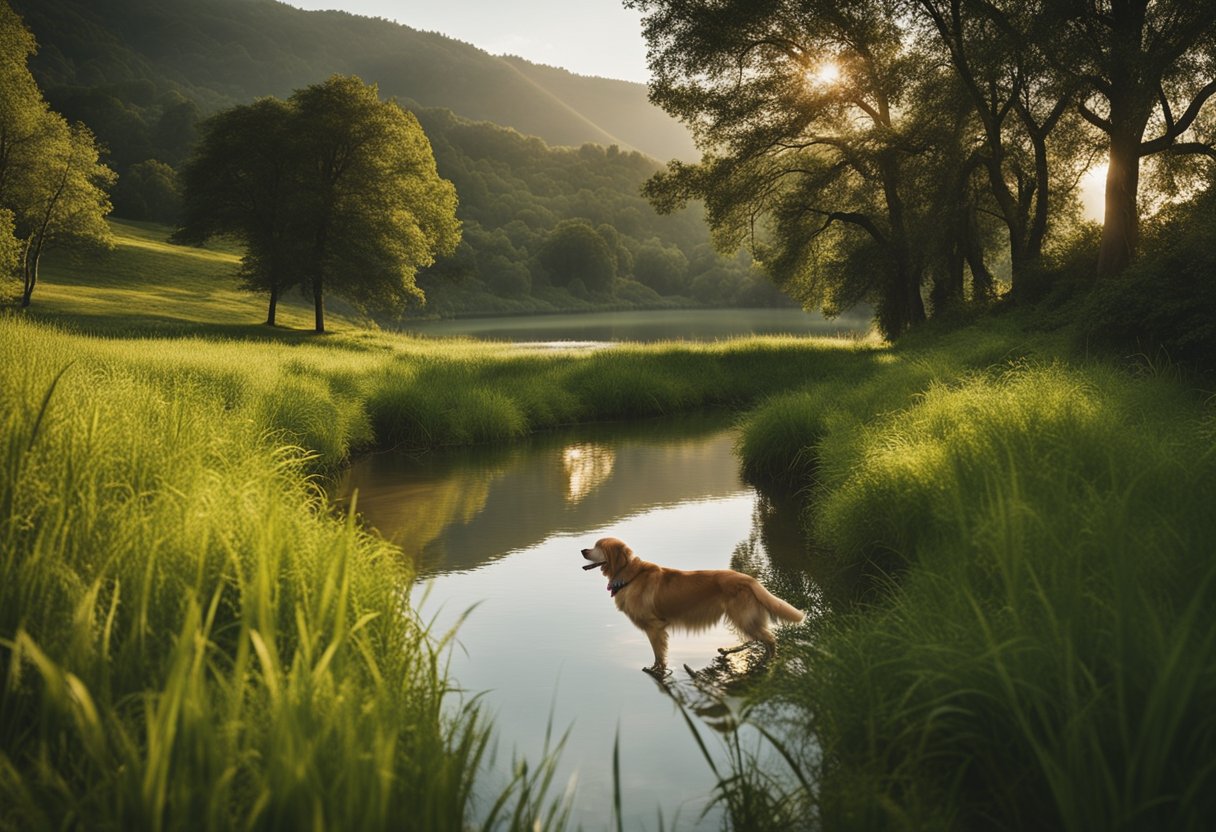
[733,331,1216,829]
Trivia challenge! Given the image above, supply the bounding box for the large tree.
[0,1,112,307]
[916,0,1079,297]
[177,76,460,332]
[1022,0,1216,276]
[289,76,460,332]
[629,0,935,337]
[176,97,299,326]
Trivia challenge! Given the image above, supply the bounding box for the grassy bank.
[731,319,1216,829]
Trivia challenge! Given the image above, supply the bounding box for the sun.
[808,61,841,85]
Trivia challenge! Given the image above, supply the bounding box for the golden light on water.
[562,443,615,503]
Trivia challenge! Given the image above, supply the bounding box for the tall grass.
[734,330,1216,829]
[0,318,577,830]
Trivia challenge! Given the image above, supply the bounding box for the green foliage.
[177,75,460,332]
[536,219,616,291]
[1082,186,1216,369]
[632,0,937,337]
[110,158,180,223]
[0,4,114,306]
[411,111,777,314]
[732,321,1216,829]
[632,241,688,295]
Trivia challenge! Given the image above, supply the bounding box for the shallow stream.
[333,412,818,829]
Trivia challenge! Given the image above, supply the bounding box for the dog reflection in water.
[580,536,805,675]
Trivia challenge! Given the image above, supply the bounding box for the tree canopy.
[177,75,461,332]
[630,0,1216,335]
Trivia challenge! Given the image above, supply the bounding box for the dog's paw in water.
[642,664,670,679]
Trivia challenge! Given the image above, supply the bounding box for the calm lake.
[332,412,819,830]
[399,307,871,344]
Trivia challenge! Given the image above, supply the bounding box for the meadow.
[4,220,1214,829]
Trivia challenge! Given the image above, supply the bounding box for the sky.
[285,0,651,83]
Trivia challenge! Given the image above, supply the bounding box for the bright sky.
[285,0,651,83]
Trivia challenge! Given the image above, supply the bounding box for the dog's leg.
[643,625,669,675]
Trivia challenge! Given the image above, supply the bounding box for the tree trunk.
[1097,130,1141,277]
[964,203,994,300]
[20,238,39,308]
[266,283,279,326]
[313,276,325,333]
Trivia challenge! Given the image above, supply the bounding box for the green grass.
[730,323,1216,830]
[22,219,366,335]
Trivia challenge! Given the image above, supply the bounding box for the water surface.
[333,414,816,829]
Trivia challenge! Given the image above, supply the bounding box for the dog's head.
[580,537,632,576]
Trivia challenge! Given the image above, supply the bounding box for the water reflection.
[333,412,751,576]
[562,443,615,503]
[331,413,818,830]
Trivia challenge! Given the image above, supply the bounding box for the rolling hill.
[12,0,696,162]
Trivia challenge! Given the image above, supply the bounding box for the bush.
[1082,188,1216,369]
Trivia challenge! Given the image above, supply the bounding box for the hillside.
[12,0,696,163]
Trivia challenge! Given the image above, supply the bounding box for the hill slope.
[13,0,696,162]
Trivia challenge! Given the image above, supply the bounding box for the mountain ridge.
[13,0,697,161]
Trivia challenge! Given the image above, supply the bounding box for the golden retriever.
[580,536,804,674]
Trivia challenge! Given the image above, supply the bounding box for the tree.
[15,120,114,306]
[629,0,934,337]
[915,0,1078,297]
[176,97,300,326]
[633,241,688,295]
[289,76,460,332]
[177,76,460,332]
[111,158,180,223]
[536,219,616,291]
[1017,0,1216,276]
[0,2,113,308]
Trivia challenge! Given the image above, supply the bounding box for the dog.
[580,536,805,674]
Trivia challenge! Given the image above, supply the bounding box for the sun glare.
[1080,162,1108,222]
[809,62,841,85]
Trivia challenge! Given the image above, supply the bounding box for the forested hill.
[12,0,696,163]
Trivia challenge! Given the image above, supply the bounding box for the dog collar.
[608,578,630,597]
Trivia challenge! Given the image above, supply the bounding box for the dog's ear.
[607,539,632,574]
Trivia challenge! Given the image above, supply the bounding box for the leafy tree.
[177,76,460,332]
[176,97,301,326]
[289,76,460,332]
[0,1,113,308]
[536,219,616,291]
[633,241,688,295]
[629,0,934,337]
[915,0,1079,298]
[1019,0,1216,275]
[14,120,114,306]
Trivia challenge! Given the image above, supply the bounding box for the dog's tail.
[751,583,805,624]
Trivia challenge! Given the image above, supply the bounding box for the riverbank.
[731,319,1216,829]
